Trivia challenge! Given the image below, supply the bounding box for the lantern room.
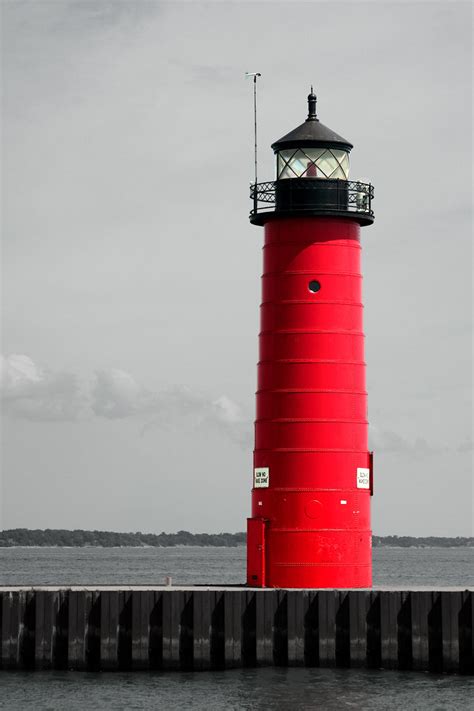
[250,89,374,226]
[274,88,352,181]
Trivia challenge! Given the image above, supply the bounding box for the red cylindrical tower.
[247,90,375,588]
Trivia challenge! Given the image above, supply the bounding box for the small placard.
[357,467,370,489]
[254,467,269,489]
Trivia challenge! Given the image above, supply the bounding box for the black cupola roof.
[271,88,353,153]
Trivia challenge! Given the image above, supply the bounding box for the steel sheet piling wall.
[0,588,472,674]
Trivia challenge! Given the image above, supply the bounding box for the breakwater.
[1,587,472,673]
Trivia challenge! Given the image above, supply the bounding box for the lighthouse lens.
[309,280,321,293]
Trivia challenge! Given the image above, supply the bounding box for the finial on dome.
[307,86,317,121]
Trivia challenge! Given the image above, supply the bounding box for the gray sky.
[1,1,472,536]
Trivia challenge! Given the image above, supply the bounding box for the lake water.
[0,546,473,710]
[1,545,473,587]
[1,667,473,711]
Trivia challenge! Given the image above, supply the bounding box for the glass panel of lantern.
[277,151,294,179]
[313,149,349,179]
[277,148,350,180]
[334,150,350,178]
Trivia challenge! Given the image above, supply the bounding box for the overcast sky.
[1,1,472,536]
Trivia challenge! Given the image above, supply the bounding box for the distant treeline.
[0,529,246,548]
[373,535,473,548]
[0,529,472,548]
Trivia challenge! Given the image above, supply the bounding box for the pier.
[1,586,472,673]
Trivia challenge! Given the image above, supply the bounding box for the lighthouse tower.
[247,90,375,589]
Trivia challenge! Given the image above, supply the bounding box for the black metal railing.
[250,179,374,222]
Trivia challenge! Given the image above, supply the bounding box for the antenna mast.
[245,72,261,212]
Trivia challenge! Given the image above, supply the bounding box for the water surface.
[0,545,472,587]
[1,668,472,711]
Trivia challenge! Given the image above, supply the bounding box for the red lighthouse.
[247,90,375,589]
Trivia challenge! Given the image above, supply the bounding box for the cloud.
[98,379,254,449]
[369,425,412,452]
[91,368,148,419]
[209,395,252,449]
[368,424,447,454]
[0,354,252,447]
[0,354,42,387]
[212,395,245,424]
[0,354,86,421]
[139,389,252,449]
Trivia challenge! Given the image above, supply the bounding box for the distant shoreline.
[1,529,472,548]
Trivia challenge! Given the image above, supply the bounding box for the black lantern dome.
[250,89,374,226]
[272,88,353,151]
